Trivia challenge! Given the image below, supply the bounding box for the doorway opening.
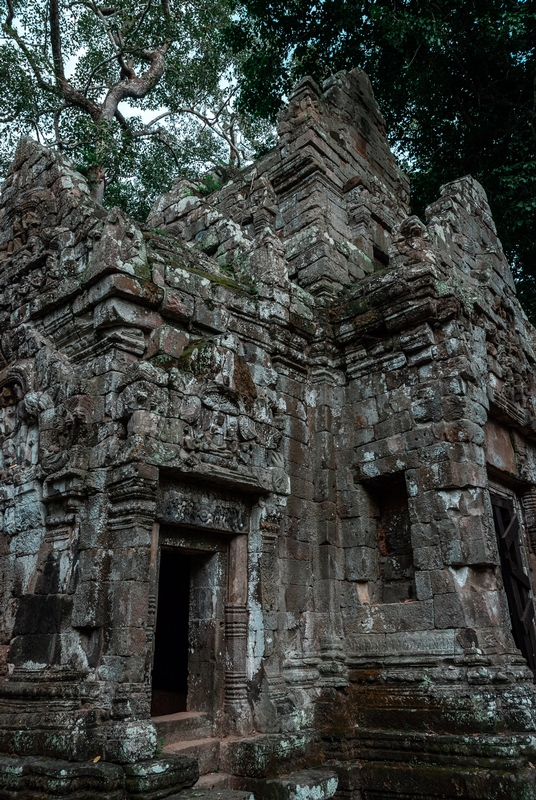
[491,492,536,676]
[151,549,191,717]
[150,537,227,721]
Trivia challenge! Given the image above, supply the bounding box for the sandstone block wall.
[1,69,536,798]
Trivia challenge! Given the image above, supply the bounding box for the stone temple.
[1,68,536,799]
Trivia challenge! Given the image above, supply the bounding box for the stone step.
[0,753,199,800]
[220,731,321,779]
[166,789,254,800]
[152,711,213,746]
[196,772,234,790]
[259,770,339,800]
[164,737,221,775]
[124,755,199,798]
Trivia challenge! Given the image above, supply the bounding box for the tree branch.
[141,109,173,128]
[0,111,21,123]
[49,0,65,79]
[2,22,57,95]
[71,0,121,53]
[114,106,130,129]
[174,105,242,165]
[129,0,153,40]
[59,78,103,120]
[5,0,14,27]
[83,54,117,95]
[53,107,63,149]
[100,44,169,121]
[157,131,180,168]
[3,3,104,121]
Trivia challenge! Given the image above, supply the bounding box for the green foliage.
[197,173,223,195]
[0,0,274,219]
[228,0,536,320]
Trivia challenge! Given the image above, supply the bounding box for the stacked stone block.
[1,68,536,799]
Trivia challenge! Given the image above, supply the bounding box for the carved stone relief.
[157,481,251,534]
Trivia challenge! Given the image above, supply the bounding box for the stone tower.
[1,69,536,798]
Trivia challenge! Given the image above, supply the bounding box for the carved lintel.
[158,482,250,534]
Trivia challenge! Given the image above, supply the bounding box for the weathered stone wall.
[1,68,536,798]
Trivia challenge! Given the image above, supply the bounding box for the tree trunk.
[88,164,106,205]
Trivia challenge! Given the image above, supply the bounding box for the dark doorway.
[151,549,191,716]
[491,493,536,677]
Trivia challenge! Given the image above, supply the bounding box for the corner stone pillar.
[97,461,159,763]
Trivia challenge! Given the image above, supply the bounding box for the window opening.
[370,478,414,603]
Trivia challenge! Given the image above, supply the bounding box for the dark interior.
[371,478,415,603]
[491,494,536,677]
[151,549,191,717]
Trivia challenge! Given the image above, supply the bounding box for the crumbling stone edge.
[0,751,198,799]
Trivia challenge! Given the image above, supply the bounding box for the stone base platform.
[322,732,536,800]
[0,752,198,799]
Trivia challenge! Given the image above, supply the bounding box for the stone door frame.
[152,481,253,735]
[489,485,536,674]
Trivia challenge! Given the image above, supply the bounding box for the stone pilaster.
[224,534,252,734]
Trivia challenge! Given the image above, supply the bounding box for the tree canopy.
[0,0,272,216]
[2,0,536,319]
[229,0,536,318]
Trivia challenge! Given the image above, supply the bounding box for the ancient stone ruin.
[1,68,536,799]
